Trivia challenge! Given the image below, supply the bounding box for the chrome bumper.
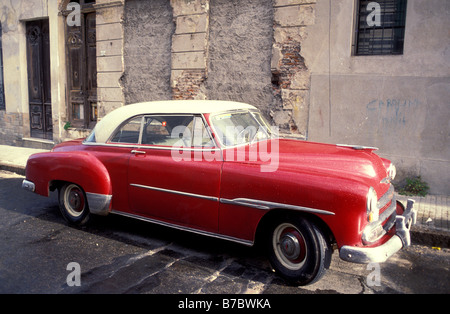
[22,179,36,192]
[339,199,417,264]
[86,192,112,216]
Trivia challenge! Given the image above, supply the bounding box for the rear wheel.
[58,183,90,226]
[267,214,331,285]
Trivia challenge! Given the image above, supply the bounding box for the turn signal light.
[366,187,379,222]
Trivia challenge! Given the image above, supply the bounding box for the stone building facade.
[119,0,314,135]
[0,0,448,193]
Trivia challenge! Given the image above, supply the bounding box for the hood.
[277,139,387,183]
[239,139,388,186]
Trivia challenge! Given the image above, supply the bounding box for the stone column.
[170,0,209,100]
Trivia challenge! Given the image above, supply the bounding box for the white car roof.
[91,100,256,143]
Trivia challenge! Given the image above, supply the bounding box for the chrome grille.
[377,184,395,212]
[362,184,397,244]
[377,185,397,228]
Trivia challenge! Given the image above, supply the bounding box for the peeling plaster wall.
[122,0,174,103]
[120,0,314,132]
[206,0,274,120]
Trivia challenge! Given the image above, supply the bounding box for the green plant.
[63,121,71,131]
[398,176,429,197]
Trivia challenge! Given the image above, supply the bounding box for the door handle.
[131,150,146,155]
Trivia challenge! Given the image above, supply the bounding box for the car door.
[127,114,223,233]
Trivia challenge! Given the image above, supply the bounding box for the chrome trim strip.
[219,197,335,216]
[86,192,112,216]
[111,210,254,247]
[83,141,221,152]
[336,144,378,151]
[219,198,271,210]
[130,183,219,202]
[83,142,138,148]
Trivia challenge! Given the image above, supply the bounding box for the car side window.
[109,114,215,147]
[110,116,143,144]
[142,115,194,147]
[192,116,215,148]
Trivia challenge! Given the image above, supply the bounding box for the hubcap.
[64,184,85,217]
[280,233,301,260]
[273,223,307,270]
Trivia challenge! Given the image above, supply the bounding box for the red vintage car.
[22,100,416,285]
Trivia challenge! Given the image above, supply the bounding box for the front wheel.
[58,183,90,226]
[267,215,331,285]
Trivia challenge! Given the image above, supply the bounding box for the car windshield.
[210,110,276,147]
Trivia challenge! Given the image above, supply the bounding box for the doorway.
[66,10,97,129]
[26,20,53,140]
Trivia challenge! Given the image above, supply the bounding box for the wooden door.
[66,12,97,129]
[26,20,53,140]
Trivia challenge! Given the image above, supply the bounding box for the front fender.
[25,151,112,214]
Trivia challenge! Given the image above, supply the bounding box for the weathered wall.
[206,0,274,119]
[0,112,24,146]
[170,0,210,100]
[121,0,174,103]
[0,0,65,147]
[0,0,25,146]
[271,0,316,135]
[95,0,126,121]
[2,0,316,145]
[304,0,450,194]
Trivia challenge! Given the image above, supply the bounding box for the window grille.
[354,0,407,55]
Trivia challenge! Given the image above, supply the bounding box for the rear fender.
[25,151,112,215]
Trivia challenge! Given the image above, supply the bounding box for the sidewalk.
[0,144,449,247]
[0,144,49,175]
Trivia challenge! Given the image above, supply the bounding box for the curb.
[411,226,450,249]
[0,163,26,176]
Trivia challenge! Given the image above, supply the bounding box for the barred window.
[354,0,407,55]
[0,22,5,110]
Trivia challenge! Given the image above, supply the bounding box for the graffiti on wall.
[366,98,421,127]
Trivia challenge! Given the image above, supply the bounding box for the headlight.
[387,163,396,181]
[366,187,379,222]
